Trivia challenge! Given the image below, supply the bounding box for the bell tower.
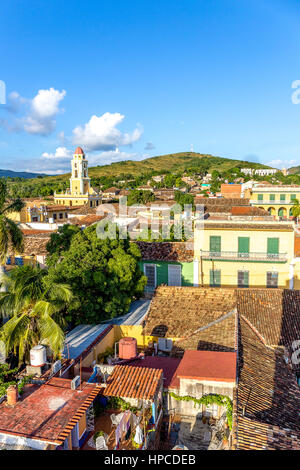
[70,147,91,195]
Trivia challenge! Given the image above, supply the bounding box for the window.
[168,265,181,286]
[209,236,221,256]
[270,194,275,201]
[53,213,57,220]
[267,238,279,258]
[257,194,263,201]
[238,237,249,258]
[280,194,286,201]
[291,194,296,201]
[210,269,221,287]
[238,270,249,288]
[267,271,278,288]
[144,264,156,291]
[59,213,63,219]
[158,338,173,352]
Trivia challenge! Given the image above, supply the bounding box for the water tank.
[30,345,47,367]
[119,337,137,360]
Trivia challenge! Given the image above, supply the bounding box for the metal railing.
[200,251,287,262]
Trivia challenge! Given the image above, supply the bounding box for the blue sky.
[1,0,300,174]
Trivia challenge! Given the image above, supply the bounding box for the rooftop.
[0,377,98,445]
[143,286,237,339]
[103,364,162,400]
[129,356,181,388]
[135,241,194,262]
[170,350,236,384]
[63,324,112,362]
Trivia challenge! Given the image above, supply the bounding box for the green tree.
[127,189,155,205]
[291,198,300,222]
[0,180,24,285]
[46,224,81,266]
[0,265,72,364]
[45,225,147,324]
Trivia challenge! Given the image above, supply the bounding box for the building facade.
[194,219,299,288]
[54,147,101,207]
[250,185,300,219]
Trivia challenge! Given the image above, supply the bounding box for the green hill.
[287,165,300,175]
[22,152,275,185]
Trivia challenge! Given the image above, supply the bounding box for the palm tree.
[0,265,73,364]
[0,180,24,290]
[291,198,300,224]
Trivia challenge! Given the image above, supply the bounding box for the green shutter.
[238,237,249,254]
[210,236,221,253]
[267,238,279,255]
[280,194,286,201]
[210,269,221,287]
[258,194,263,201]
[291,194,296,201]
[270,194,275,201]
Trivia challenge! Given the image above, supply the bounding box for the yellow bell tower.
[70,147,91,195]
[54,146,101,207]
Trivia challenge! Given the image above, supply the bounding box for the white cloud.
[72,113,143,151]
[42,146,72,159]
[267,159,297,169]
[0,87,66,136]
[23,88,66,135]
[88,148,140,166]
[4,91,27,114]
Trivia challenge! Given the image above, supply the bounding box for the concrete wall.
[168,379,234,418]
[74,327,115,373]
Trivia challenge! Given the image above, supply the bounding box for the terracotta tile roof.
[8,232,52,257]
[171,313,236,357]
[231,206,269,216]
[204,222,294,231]
[70,214,105,227]
[72,205,98,215]
[194,197,250,213]
[103,365,162,400]
[74,146,84,155]
[143,286,237,338]
[169,350,236,384]
[0,377,99,444]
[135,241,194,262]
[233,318,300,450]
[142,286,300,449]
[129,356,181,388]
[236,289,300,366]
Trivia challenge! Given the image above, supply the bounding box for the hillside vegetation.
[11,152,274,185]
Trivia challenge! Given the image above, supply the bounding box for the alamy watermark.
[95,199,205,247]
[0,80,6,104]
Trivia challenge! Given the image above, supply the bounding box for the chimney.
[6,385,18,406]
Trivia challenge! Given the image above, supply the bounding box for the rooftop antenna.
[190,144,194,152]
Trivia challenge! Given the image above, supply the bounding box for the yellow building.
[250,185,300,219]
[54,147,101,207]
[194,219,300,288]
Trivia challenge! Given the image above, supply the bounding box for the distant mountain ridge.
[0,169,45,179]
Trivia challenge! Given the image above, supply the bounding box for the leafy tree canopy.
[45,225,147,325]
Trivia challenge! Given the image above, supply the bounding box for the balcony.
[200,251,287,262]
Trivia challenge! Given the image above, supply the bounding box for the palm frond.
[37,314,65,358]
